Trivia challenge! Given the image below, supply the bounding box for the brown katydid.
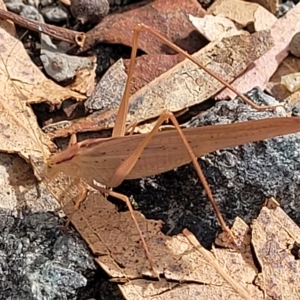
[46,24,297,277]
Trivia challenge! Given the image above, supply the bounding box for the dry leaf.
[63,190,263,299]
[0,153,60,213]
[251,198,300,298]
[0,26,85,106]
[67,191,300,299]
[119,199,300,299]
[46,31,273,139]
[0,19,76,178]
[81,0,207,54]
[84,59,127,113]
[217,3,300,100]
[85,55,182,113]
[0,7,93,189]
[208,0,277,31]
[0,16,86,211]
[189,14,246,42]
[123,54,183,96]
[0,53,52,180]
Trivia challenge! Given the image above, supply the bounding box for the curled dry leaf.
[217,2,300,100]
[46,31,274,139]
[0,6,91,211]
[0,37,51,178]
[0,23,80,174]
[207,0,277,31]
[81,0,207,54]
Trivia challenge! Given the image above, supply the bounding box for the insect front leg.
[64,179,88,228]
[88,181,159,279]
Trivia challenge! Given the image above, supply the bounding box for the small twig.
[0,8,85,47]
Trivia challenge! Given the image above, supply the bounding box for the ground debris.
[207,0,277,31]
[2,0,300,298]
[0,17,85,107]
[267,56,300,104]
[189,14,245,42]
[0,208,96,300]
[252,199,300,298]
[82,0,206,54]
[46,30,273,139]
[217,2,300,99]
[64,190,262,299]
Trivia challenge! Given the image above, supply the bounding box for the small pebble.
[70,0,109,24]
[4,0,25,14]
[40,0,55,6]
[276,0,295,18]
[41,6,68,22]
[290,32,300,57]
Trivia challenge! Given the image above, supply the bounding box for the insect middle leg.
[113,22,283,139]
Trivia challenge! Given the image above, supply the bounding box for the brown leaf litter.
[64,193,300,299]
[45,30,273,139]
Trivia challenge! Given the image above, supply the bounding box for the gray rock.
[41,6,68,23]
[0,209,96,300]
